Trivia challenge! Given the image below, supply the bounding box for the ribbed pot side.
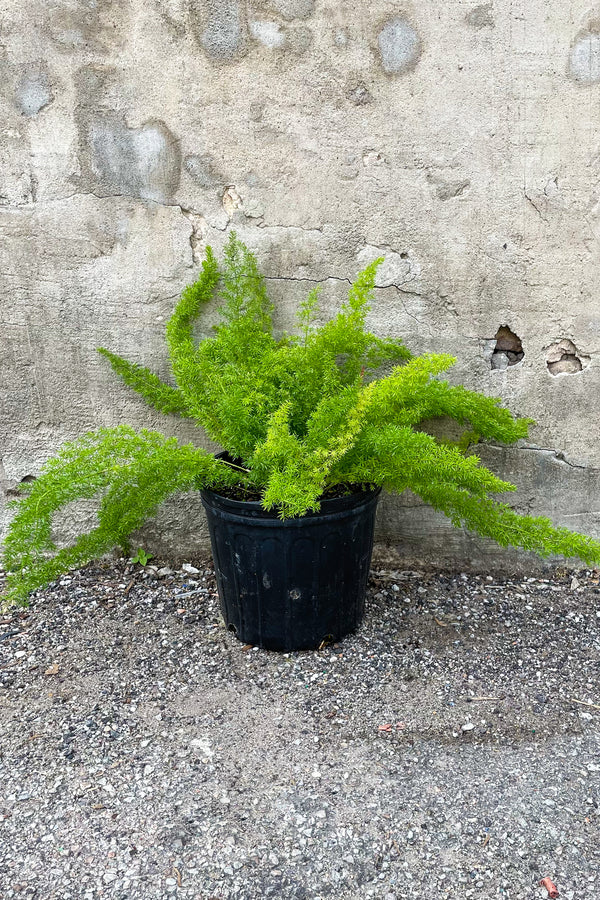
[200,487,381,651]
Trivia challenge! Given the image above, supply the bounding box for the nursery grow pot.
[200,482,381,652]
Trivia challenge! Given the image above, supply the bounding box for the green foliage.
[3,231,600,606]
[131,547,153,566]
[97,348,191,418]
[3,427,240,606]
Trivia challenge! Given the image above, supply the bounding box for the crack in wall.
[1,196,426,332]
[4,190,426,337]
[561,511,600,517]
[524,190,546,221]
[0,191,207,215]
[264,273,351,287]
[263,273,426,296]
[490,444,589,470]
[179,208,209,263]
[256,222,324,234]
[262,274,431,331]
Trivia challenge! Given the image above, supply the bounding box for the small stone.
[491,351,509,371]
[461,722,475,732]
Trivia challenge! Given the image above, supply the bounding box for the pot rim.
[204,452,381,520]
[201,483,381,516]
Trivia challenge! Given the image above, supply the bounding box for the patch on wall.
[184,152,225,190]
[569,17,600,83]
[376,17,421,75]
[265,0,315,20]
[427,171,470,201]
[346,81,373,105]
[48,0,131,53]
[466,3,494,29]
[191,0,248,63]
[250,20,287,49]
[83,114,181,202]
[15,65,54,117]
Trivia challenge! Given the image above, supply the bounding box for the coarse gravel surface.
[0,559,599,900]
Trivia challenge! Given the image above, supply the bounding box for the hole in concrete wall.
[490,326,524,370]
[5,474,37,498]
[546,339,590,376]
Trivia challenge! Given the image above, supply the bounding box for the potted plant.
[3,233,600,649]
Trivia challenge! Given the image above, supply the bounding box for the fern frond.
[411,481,600,565]
[97,349,191,417]
[394,380,533,443]
[250,379,375,518]
[295,286,321,344]
[2,426,240,607]
[334,424,515,497]
[304,258,383,384]
[166,245,220,404]
[218,231,273,333]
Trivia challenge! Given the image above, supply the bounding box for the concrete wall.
[2,0,600,571]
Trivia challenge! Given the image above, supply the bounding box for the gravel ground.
[0,558,599,900]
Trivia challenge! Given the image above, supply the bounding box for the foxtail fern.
[3,232,600,606]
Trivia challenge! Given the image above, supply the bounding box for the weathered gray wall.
[2,0,600,570]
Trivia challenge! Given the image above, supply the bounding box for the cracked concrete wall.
[2,0,600,572]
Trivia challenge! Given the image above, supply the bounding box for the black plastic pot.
[200,484,381,651]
